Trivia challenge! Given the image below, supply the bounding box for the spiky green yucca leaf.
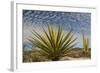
[82,34,89,53]
[28,25,77,61]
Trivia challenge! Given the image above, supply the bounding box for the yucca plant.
[82,34,90,57]
[28,24,77,61]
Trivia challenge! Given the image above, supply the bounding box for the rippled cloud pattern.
[23,10,91,50]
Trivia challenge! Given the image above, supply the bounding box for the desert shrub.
[82,34,90,58]
[28,24,77,61]
[23,51,49,62]
[23,54,32,62]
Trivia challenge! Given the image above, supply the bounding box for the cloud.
[23,10,91,49]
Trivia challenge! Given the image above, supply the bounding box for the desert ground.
[23,48,91,62]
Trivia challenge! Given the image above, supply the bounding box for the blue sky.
[23,10,91,50]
